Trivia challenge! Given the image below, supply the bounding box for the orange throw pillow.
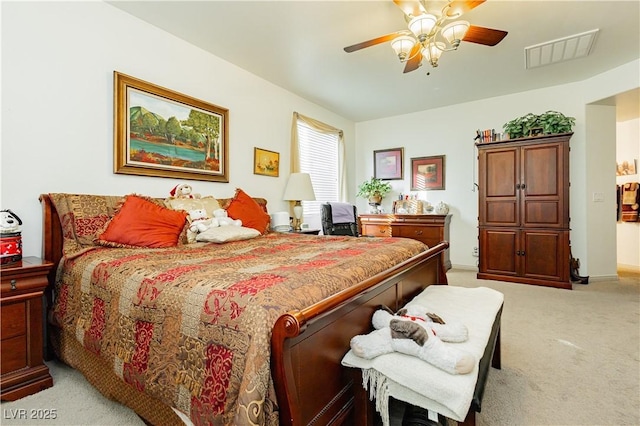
[226,188,270,234]
[98,195,187,248]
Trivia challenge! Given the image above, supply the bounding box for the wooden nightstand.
[1,256,53,401]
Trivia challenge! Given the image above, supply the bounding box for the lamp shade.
[408,14,437,39]
[441,20,470,48]
[283,173,316,201]
[391,35,416,61]
[423,41,446,66]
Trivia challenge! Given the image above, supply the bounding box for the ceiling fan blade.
[403,43,423,73]
[344,31,407,53]
[444,0,486,18]
[463,25,508,46]
[393,0,426,18]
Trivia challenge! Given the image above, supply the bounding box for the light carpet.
[1,269,638,426]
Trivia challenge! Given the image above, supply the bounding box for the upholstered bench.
[342,285,504,426]
[403,301,502,426]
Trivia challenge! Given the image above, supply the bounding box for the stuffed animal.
[213,209,242,227]
[0,210,22,234]
[188,209,216,233]
[170,183,201,199]
[349,305,475,375]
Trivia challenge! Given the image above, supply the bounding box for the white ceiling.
[108,0,640,122]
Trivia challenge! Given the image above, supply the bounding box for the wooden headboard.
[40,194,63,282]
[38,193,269,278]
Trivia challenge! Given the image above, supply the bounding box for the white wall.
[355,60,640,278]
[1,2,356,258]
[616,118,640,271]
[585,104,618,277]
[2,2,638,277]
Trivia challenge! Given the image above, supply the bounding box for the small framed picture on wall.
[253,147,280,177]
[411,155,445,190]
[374,148,404,180]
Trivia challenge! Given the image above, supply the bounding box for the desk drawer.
[396,225,441,246]
[361,224,391,237]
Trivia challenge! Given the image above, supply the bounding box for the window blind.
[297,120,339,218]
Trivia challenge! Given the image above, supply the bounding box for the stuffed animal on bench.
[350,305,475,375]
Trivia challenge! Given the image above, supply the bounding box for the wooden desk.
[359,214,451,270]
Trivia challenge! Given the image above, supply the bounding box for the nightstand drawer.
[1,335,27,374]
[1,302,26,339]
[361,224,391,237]
[1,275,49,296]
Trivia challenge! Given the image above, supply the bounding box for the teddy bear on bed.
[188,209,242,235]
[169,183,201,199]
[187,208,215,234]
[212,209,242,227]
[350,305,475,375]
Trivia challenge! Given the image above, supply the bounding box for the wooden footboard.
[40,194,448,425]
[272,242,449,426]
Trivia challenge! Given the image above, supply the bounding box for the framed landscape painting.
[114,71,229,182]
[411,155,445,190]
[253,147,279,177]
[374,148,404,180]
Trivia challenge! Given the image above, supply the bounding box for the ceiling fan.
[344,0,508,73]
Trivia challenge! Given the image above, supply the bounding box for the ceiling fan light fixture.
[422,42,446,67]
[408,14,437,41]
[390,35,416,61]
[441,20,470,49]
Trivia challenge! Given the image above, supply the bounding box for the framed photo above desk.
[411,155,445,190]
[374,148,403,180]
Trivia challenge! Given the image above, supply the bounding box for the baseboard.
[586,274,620,282]
[450,264,478,272]
[448,266,629,282]
[617,264,640,273]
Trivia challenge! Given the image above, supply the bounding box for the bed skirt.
[51,327,184,426]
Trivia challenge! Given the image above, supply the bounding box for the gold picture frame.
[253,147,280,177]
[411,155,446,191]
[114,71,229,182]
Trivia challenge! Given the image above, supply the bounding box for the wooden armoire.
[477,133,572,289]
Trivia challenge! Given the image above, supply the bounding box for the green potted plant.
[357,177,392,204]
[503,112,539,139]
[503,111,575,139]
[537,110,576,135]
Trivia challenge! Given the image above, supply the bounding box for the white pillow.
[195,226,260,243]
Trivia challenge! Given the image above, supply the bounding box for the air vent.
[525,29,599,69]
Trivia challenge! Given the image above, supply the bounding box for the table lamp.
[283,173,316,231]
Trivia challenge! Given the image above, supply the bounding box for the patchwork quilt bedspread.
[51,232,427,425]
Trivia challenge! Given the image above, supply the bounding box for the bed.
[39,192,449,426]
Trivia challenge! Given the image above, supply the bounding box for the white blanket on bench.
[342,285,504,425]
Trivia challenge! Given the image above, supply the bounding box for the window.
[293,114,344,224]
